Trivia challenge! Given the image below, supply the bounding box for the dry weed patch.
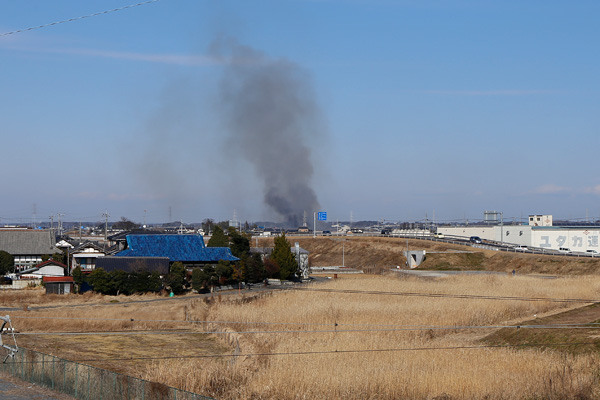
[7,274,600,399]
[8,293,230,377]
[150,274,600,399]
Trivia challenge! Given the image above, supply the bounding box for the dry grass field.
[3,290,230,375]
[5,237,600,399]
[144,274,600,399]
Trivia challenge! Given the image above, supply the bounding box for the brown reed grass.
[145,274,600,399]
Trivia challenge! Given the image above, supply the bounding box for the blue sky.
[1,0,599,225]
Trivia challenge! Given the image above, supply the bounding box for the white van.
[558,247,572,254]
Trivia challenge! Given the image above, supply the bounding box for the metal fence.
[0,347,214,400]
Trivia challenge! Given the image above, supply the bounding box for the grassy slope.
[482,302,600,354]
[254,236,600,275]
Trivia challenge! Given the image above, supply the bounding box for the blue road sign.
[317,212,327,221]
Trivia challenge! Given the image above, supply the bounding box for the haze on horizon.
[2,1,600,226]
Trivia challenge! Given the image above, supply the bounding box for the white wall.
[439,225,531,246]
[440,225,600,251]
[495,226,532,246]
[437,227,496,241]
[532,228,600,252]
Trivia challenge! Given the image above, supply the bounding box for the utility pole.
[57,213,65,237]
[406,236,409,268]
[500,212,504,246]
[103,211,110,244]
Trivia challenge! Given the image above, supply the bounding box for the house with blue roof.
[114,234,238,266]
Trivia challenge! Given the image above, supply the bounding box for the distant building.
[70,242,106,274]
[438,214,600,252]
[107,229,163,252]
[115,234,238,266]
[19,260,66,279]
[43,276,74,295]
[529,215,553,226]
[0,230,61,271]
[251,245,310,279]
[96,257,170,275]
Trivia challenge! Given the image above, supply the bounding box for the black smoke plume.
[213,37,322,227]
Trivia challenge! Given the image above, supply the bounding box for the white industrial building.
[438,215,600,252]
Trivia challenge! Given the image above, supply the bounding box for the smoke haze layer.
[213,37,322,227]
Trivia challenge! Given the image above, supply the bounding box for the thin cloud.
[76,192,162,201]
[420,89,556,96]
[3,44,222,66]
[59,47,221,66]
[529,184,570,195]
[106,193,164,201]
[583,185,600,195]
[75,192,100,200]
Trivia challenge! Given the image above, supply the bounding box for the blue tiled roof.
[115,234,238,262]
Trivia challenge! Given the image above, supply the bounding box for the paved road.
[0,375,73,400]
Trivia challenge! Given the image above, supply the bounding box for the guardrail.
[263,232,600,259]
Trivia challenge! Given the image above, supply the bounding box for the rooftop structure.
[115,234,238,263]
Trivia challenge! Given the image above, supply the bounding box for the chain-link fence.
[0,347,214,400]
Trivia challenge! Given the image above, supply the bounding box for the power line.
[13,315,600,330]
[0,0,160,37]
[4,342,598,365]
[11,314,600,336]
[287,287,599,304]
[13,323,600,337]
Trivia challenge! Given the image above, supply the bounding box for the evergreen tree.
[166,262,187,294]
[110,270,131,295]
[72,266,84,292]
[245,253,265,283]
[264,258,280,279]
[202,218,214,234]
[271,233,297,280]
[192,265,218,291]
[215,260,233,285]
[147,271,163,292]
[0,251,14,275]
[191,268,208,292]
[207,226,229,247]
[130,271,150,294]
[87,268,111,294]
[50,252,65,264]
[228,227,250,258]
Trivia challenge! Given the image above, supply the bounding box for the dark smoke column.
[214,38,322,227]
